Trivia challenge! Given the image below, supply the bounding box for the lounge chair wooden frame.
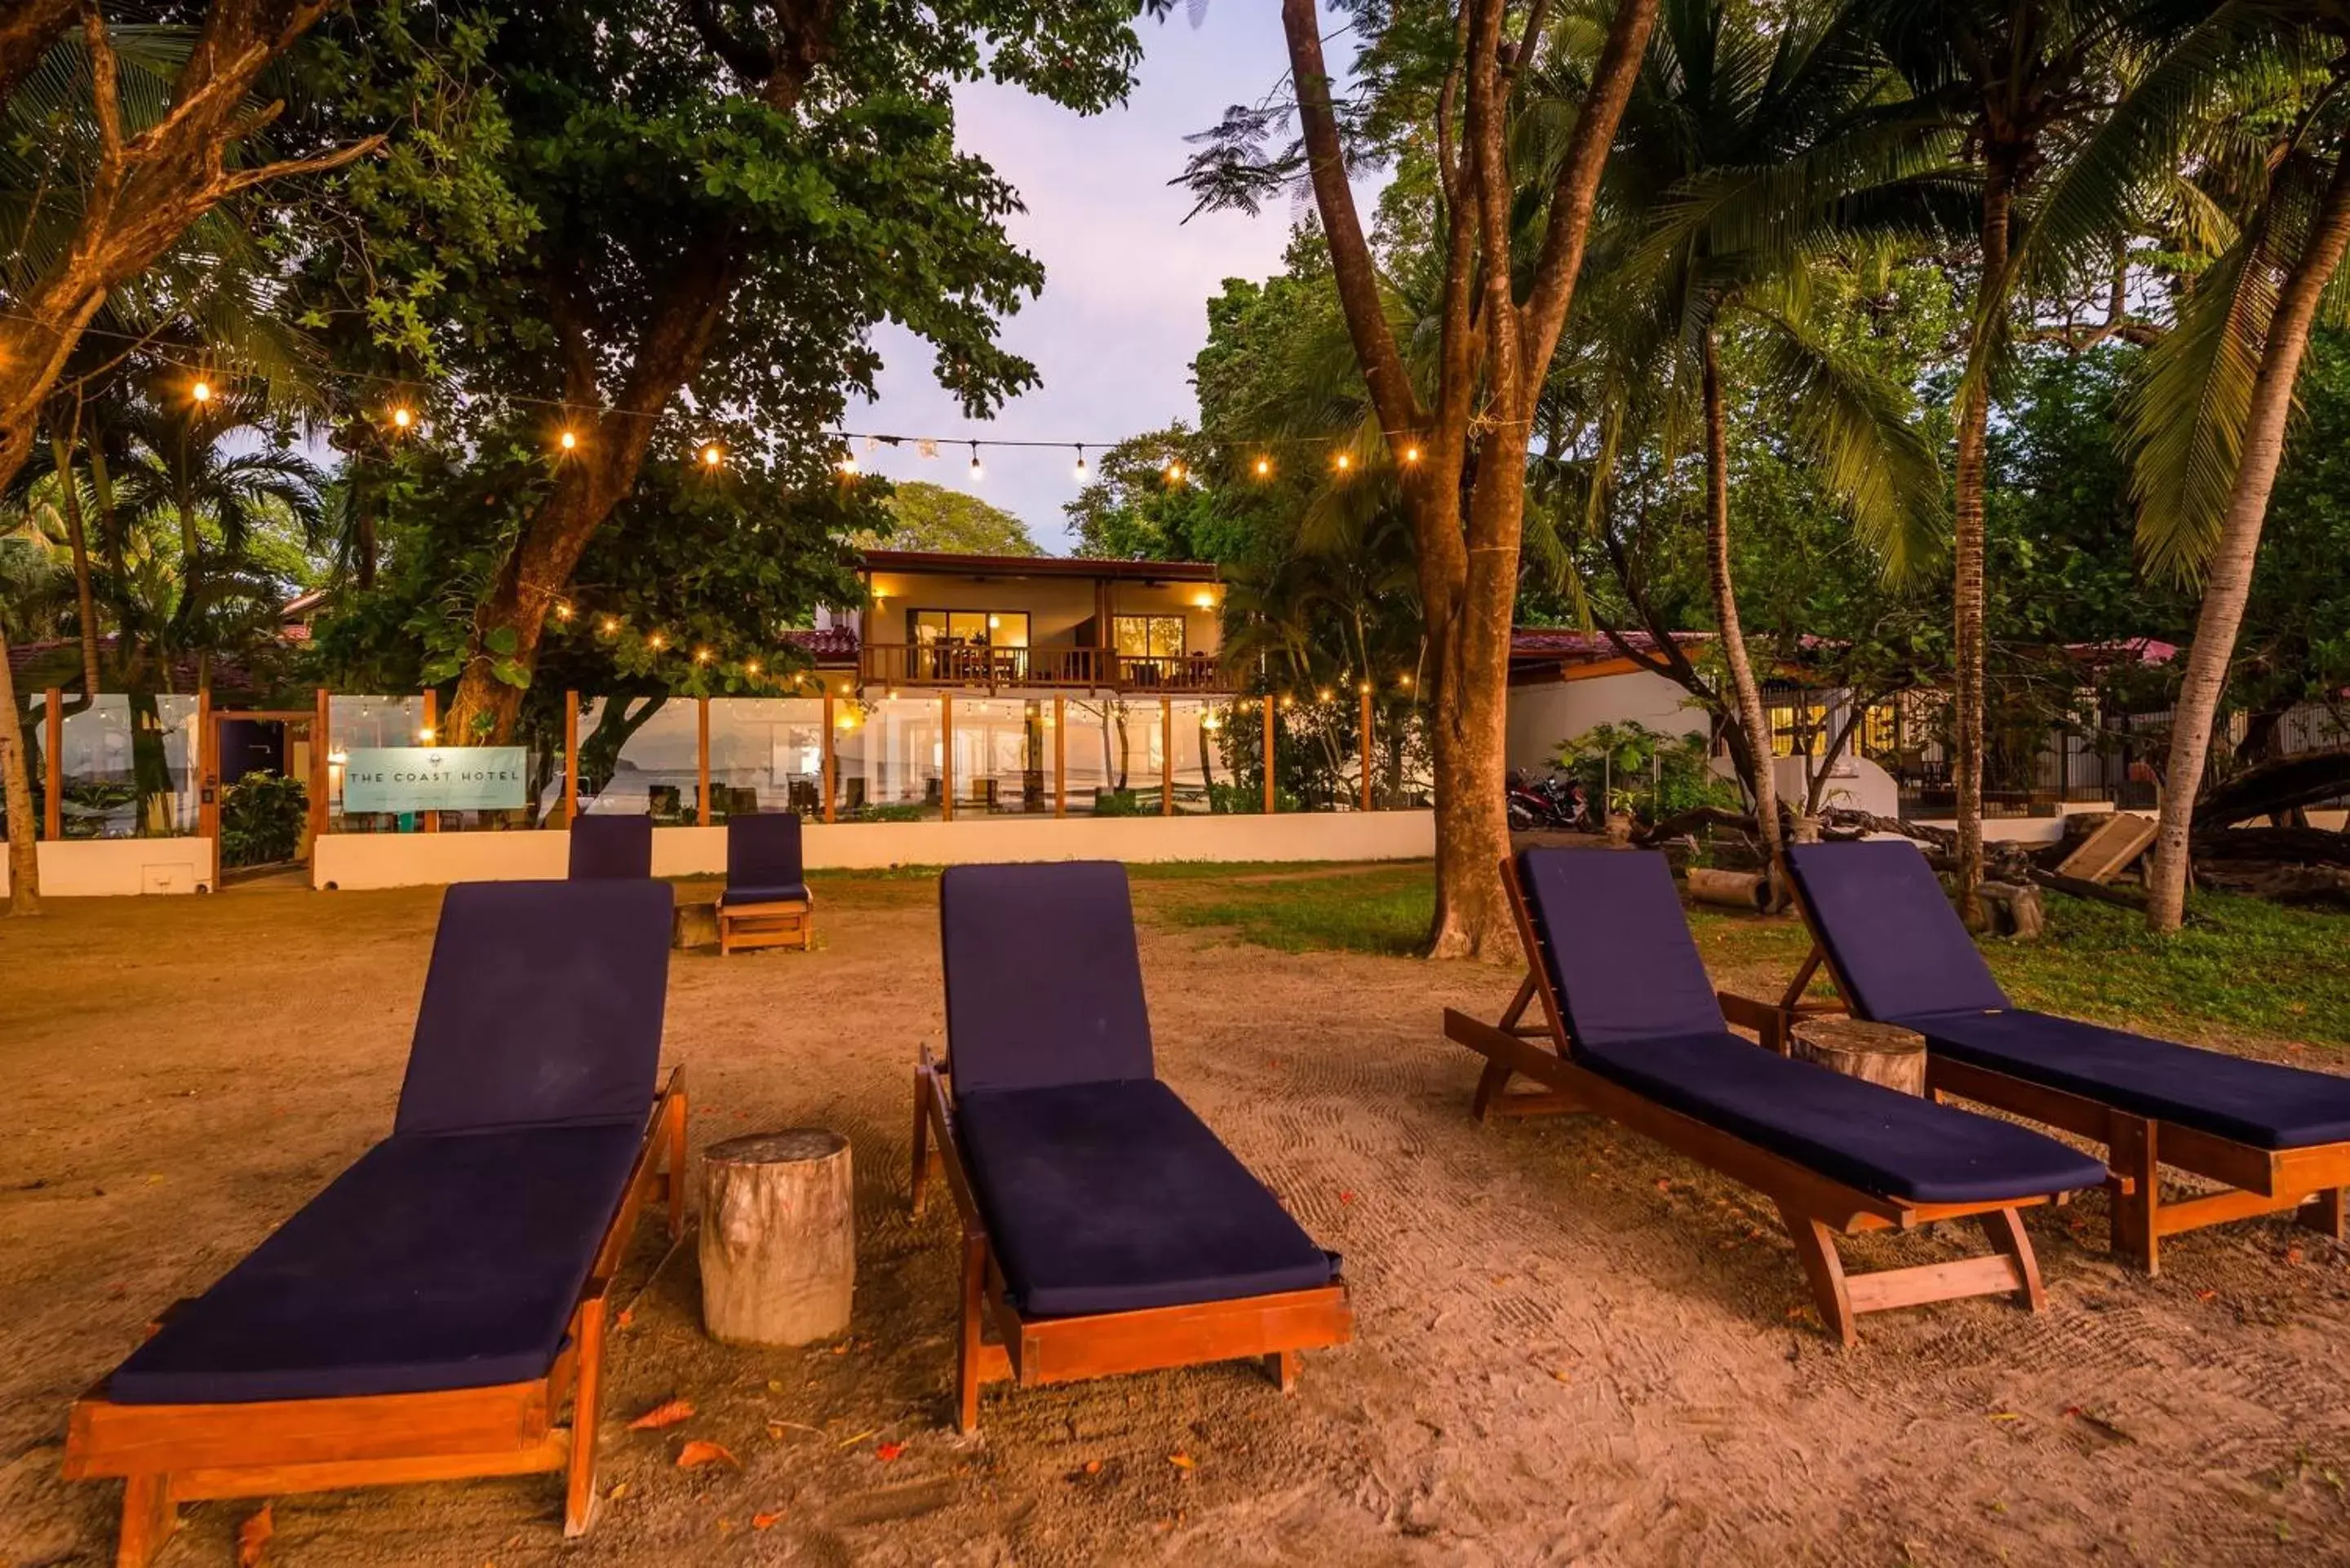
[64,1070,689,1567]
[717,892,814,955]
[1444,858,2060,1346]
[1729,910,2350,1275]
[909,1050,1351,1433]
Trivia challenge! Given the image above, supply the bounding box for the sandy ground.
[4,870,2349,1568]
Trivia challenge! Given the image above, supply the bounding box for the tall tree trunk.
[1950,155,2015,926]
[2146,150,2350,932]
[0,0,78,112]
[0,620,39,914]
[1700,330,1785,897]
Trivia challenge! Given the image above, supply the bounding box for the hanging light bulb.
[554,601,574,622]
[647,631,667,651]
[559,429,579,452]
[700,441,724,468]
[1254,455,1272,478]
[1333,451,1352,474]
[1402,443,1421,464]
[745,658,762,677]
[968,442,984,482]
[599,614,620,636]
[1073,444,1088,480]
[837,450,858,476]
[694,646,713,665]
[190,379,212,405]
[390,405,415,432]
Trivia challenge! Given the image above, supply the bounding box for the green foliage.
[865,481,1041,556]
[219,772,308,868]
[1553,721,1737,823]
[1089,787,1151,817]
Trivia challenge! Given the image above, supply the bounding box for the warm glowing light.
[745,658,762,676]
[647,631,667,650]
[701,442,723,467]
[554,602,574,621]
[599,615,620,636]
[987,613,1001,628]
[968,443,984,482]
[1165,461,1186,485]
[1073,445,1088,480]
[191,379,212,404]
[1399,673,1415,689]
[1403,444,1421,464]
[417,726,437,743]
[327,750,349,765]
[1280,694,1296,710]
[837,453,858,476]
[694,646,713,664]
[391,405,414,431]
[1318,687,1333,702]
[1333,452,1351,473]
[559,429,579,451]
[1359,680,1372,694]
[1254,455,1271,477]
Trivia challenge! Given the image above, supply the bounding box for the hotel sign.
[342,746,528,813]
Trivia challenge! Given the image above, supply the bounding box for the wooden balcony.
[858,643,1231,693]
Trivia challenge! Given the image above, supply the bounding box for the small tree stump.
[699,1131,854,1347]
[673,901,721,950]
[1978,880,2046,940]
[1790,1017,1927,1096]
[1687,867,1768,911]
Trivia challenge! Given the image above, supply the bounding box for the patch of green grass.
[1168,863,2350,1048]
[1156,863,1437,955]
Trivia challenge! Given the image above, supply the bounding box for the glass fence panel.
[51,694,199,838]
[326,697,424,832]
[578,695,700,823]
[1168,698,1235,815]
[832,696,943,822]
[1062,698,1162,816]
[950,696,1053,816]
[707,698,826,821]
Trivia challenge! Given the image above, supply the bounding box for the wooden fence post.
[563,691,580,825]
[1261,696,1275,815]
[821,692,836,823]
[1053,695,1066,818]
[940,693,955,821]
[309,687,330,848]
[419,691,439,832]
[1360,684,1374,813]
[1161,697,1173,816]
[697,696,712,826]
[42,688,62,840]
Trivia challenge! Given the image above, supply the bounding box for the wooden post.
[1161,696,1173,816]
[197,685,215,886]
[1359,684,1374,812]
[308,687,330,848]
[821,692,836,824]
[419,690,439,832]
[1262,697,1275,815]
[1052,695,1066,817]
[563,691,580,826]
[696,696,712,826]
[698,1131,855,1347]
[1789,1017,1927,1096]
[42,687,62,840]
[940,693,954,821]
[1687,868,1769,911]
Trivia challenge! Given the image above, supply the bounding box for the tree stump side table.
[699,1131,854,1347]
[1789,1017,1927,1096]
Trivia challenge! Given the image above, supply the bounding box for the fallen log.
[1687,867,1768,911]
[2191,826,2350,868]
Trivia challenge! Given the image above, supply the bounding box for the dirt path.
[2,873,2347,1566]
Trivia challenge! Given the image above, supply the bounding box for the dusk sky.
[846,8,1332,552]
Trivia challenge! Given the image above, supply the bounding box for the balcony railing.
[859,643,1230,693]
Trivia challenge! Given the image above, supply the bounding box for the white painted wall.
[0,838,214,897]
[1506,671,1707,772]
[311,811,1435,891]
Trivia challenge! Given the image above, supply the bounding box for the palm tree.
[1579,0,1949,891]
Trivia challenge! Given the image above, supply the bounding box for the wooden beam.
[821,693,836,824]
[563,692,580,826]
[695,697,712,826]
[197,686,215,887]
[1262,698,1275,815]
[1161,697,1173,816]
[1053,695,1066,818]
[1359,685,1373,812]
[419,692,439,833]
[43,686,62,840]
[940,693,954,822]
[308,688,330,850]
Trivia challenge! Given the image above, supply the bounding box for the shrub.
[1553,720,1739,824]
[219,771,308,866]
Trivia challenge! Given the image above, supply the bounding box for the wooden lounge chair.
[1759,839,2350,1273]
[911,862,1351,1432]
[717,810,813,955]
[1444,849,2108,1345]
[569,811,654,879]
[64,880,688,1566]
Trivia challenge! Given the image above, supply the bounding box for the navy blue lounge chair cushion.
[396,879,673,1136]
[940,861,1153,1095]
[725,812,805,900]
[1782,840,2009,1021]
[1573,1030,2108,1203]
[1515,848,2105,1203]
[570,813,654,879]
[720,881,809,909]
[1517,849,1728,1045]
[1786,839,2350,1149]
[1896,1008,2350,1151]
[954,1079,1335,1317]
[109,1121,644,1404]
